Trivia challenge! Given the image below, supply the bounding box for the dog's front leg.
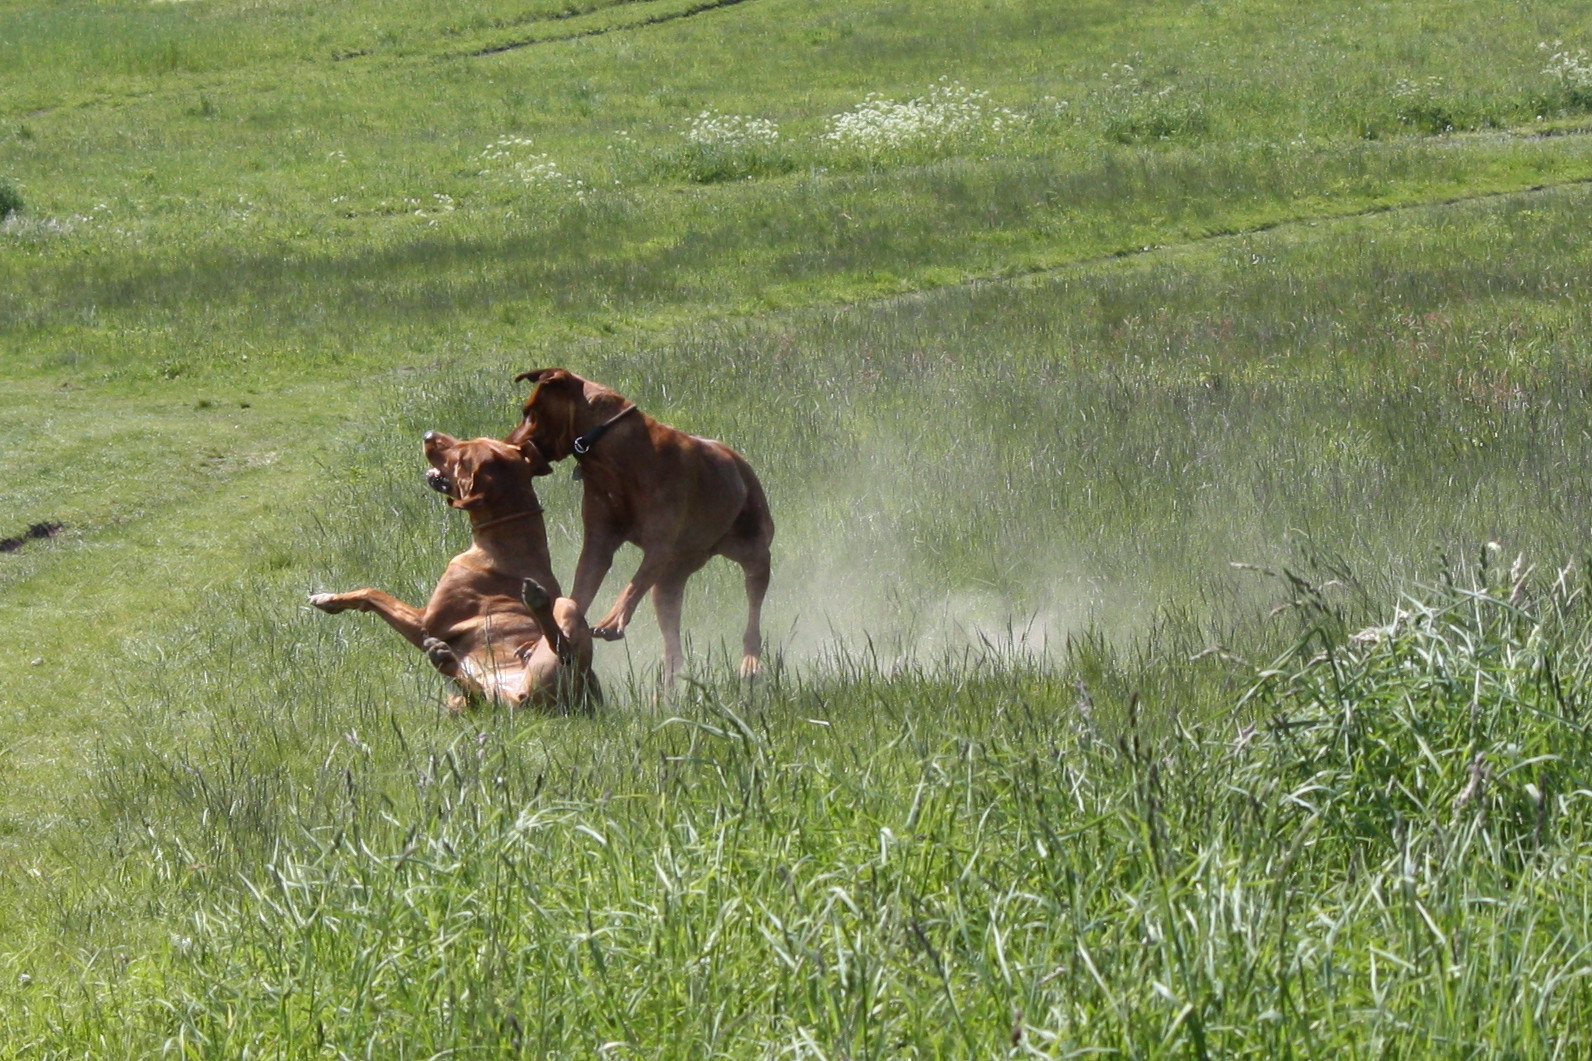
[590,551,682,642]
[308,588,429,650]
[570,533,622,617]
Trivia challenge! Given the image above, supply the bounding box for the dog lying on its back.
[309,431,599,712]
[505,368,774,685]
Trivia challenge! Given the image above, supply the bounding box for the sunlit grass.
[14,560,1592,1057]
[8,0,1592,1053]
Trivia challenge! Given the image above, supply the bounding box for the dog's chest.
[577,469,636,522]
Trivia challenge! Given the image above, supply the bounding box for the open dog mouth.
[425,467,453,496]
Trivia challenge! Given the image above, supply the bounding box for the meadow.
[6,0,1592,1055]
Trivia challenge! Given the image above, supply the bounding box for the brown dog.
[505,368,773,684]
[309,432,599,712]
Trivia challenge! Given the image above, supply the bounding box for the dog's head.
[422,432,548,512]
[505,368,587,463]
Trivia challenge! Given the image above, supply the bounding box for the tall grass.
[12,558,1592,1057]
[7,177,1592,1052]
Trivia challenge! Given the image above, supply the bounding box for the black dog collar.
[572,403,638,458]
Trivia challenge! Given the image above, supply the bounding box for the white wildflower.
[823,78,1014,155]
[685,110,781,149]
[1542,41,1592,93]
[476,135,587,200]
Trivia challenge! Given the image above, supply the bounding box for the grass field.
[7,0,1592,1055]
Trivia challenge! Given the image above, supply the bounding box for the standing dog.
[505,368,773,684]
[309,432,599,711]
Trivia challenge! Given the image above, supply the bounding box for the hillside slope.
[6,0,1592,1052]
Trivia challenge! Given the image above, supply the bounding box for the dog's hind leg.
[422,637,490,710]
[736,552,770,678]
[516,585,600,711]
[521,578,572,661]
[715,503,773,678]
[422,636,463,678]
[651,576,689,688]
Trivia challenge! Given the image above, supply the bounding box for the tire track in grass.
[0,382,343,884]
[942,161,1592,303]
[468,0,759,56]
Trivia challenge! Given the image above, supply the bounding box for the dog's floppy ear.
[514,368,582,401]
[449,472,487,510]
[507,368,580,460]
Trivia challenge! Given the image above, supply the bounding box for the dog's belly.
[444,612,543,705]
[454,644,532,706]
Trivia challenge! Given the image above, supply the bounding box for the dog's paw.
[422,636,459,668]
[591,623,626,642]
[308,593,346,613]
[739,654,762,680]
[521,578,551,610]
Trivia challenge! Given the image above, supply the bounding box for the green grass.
[16,561,1592,1056]
[7,0,1592,1054]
